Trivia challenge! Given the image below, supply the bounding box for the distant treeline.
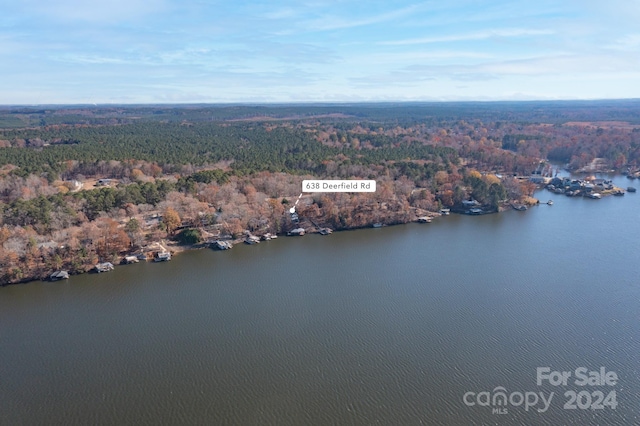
[0,121,457,179]
[2,100,640,128]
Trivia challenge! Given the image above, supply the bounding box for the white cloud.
[304,3,425,31]
[56,54,128,64]
[607,34,640,51]
[346,52,640,90]
[360,50,493,62]
[480,54,640,76]
[379,28,555,46]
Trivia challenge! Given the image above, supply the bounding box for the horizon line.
[2,98,640,108]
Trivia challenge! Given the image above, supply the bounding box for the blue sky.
[2,0,640,104]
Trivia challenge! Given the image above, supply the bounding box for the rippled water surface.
[1,176,639,425]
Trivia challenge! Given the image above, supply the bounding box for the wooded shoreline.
[1,103,639,286]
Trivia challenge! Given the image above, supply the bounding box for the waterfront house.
[593,179,614,190]
[549,177,564,188]
[154,251,171,262]
[245,235,261,244]
[569,180,583,191]
[462,199,480,208]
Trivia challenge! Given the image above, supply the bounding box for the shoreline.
[1,198,545,287]
[3,177,631,287]
[4,213,445,287]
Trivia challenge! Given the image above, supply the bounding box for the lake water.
[1,175,639,425]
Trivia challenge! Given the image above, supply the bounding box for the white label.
[302,180,376,192]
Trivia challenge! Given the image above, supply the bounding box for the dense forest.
[0,102,639,284]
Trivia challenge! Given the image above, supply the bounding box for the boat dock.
[94,262,115,273]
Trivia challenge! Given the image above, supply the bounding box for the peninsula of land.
[0,102,638,285]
